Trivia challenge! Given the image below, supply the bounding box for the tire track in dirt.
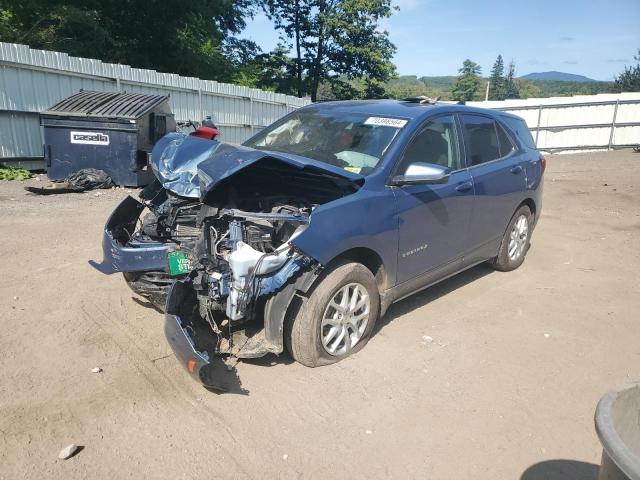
[80,301,252,476]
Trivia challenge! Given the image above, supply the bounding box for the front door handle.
[455,181,473,192]
[510,165,523,174]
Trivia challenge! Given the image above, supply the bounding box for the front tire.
[489,205,533,272]
[285,262,379,367]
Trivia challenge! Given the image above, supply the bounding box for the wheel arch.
[324,246,390,293]
[263,246,390,355]
[519,197,537,220]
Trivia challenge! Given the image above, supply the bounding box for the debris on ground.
[543,333,551,338]
[0,166,32,181]
[58,444,79,460]
[25,169,114,195]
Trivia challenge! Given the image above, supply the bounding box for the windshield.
[244,109,407,175]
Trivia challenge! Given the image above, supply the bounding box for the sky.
[241,0,640,81]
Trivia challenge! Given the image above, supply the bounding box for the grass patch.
[0,166,33,181]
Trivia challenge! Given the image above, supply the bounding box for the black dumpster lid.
[43,90,168,120]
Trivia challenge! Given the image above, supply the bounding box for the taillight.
[539,155,546,172]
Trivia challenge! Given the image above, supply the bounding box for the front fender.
[290,188,398,284]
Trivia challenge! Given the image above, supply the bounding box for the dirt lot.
[1,150,639,479]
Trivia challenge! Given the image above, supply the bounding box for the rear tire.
[285,262,379,367]
[489,205,533,272]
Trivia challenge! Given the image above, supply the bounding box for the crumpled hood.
[196,145,364,201]
[150,132,364,200]
[150,132,221,198]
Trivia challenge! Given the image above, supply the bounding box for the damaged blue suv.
[95,99,544,385]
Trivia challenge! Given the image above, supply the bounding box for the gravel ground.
[0,149,639,479]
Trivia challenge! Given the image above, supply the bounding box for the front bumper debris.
[164,281,248,393]
[90,195,174,274]
[164,312,209,383]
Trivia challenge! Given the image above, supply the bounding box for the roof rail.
[401,96,440,105]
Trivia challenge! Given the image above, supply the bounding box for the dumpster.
[595,383,640,480]
[40,90,175,187]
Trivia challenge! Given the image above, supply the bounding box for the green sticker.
[167,250,191,276]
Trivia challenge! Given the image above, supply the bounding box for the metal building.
[0,42,310,169]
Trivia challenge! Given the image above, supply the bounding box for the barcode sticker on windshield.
[364,117,408,128]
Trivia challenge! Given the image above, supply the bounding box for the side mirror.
[391,162,451,186]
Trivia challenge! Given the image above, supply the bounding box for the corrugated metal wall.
[0,42,310,166]
[468,93,640,153]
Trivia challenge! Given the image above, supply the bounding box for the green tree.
[236,44,299,95]
[514,79,541,99]
[488,54,505,100]
[614,49,640,92]
[0,0,257,82]
[385,75,431,99]
[452,59,482,102]
[263,0,397,101]
[262,0,312,97]
[503,60,520,99]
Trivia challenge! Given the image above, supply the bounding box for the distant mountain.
[519,71,596,82]
[386,74,613,101]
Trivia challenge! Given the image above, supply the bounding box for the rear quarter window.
[500,115,536,149]
[496,122,515,157]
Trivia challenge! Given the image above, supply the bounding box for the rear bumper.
[90,195,174,274]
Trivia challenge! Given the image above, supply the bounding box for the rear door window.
[460,114,501,166]
[500,115,536,149]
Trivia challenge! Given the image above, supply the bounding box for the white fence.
[468,93,640,153]
[0,42,310,168]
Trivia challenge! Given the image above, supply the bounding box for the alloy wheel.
[320,282,370,356]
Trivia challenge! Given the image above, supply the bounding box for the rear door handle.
[510,165,523,174]
[455,181,473,192]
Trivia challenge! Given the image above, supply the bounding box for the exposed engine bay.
[189,195,313,322]
[128,177,323,359]
[124,180,316,308]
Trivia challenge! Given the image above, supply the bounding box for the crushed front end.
[164,199,320,384]
[92,133,219,309]
[91,180,203,309]
[161,152,364,386]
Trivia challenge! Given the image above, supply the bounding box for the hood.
[196,145,364,201]
[150,133,364,200]
[150,132,221,198]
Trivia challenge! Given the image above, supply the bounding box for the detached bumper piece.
[164,313,248,394]
[90,195,174,274]
[164,313,209,383]
[164,281,247,393]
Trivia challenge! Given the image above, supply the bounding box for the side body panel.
[459,114,528,264]
[394,169,474,284]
